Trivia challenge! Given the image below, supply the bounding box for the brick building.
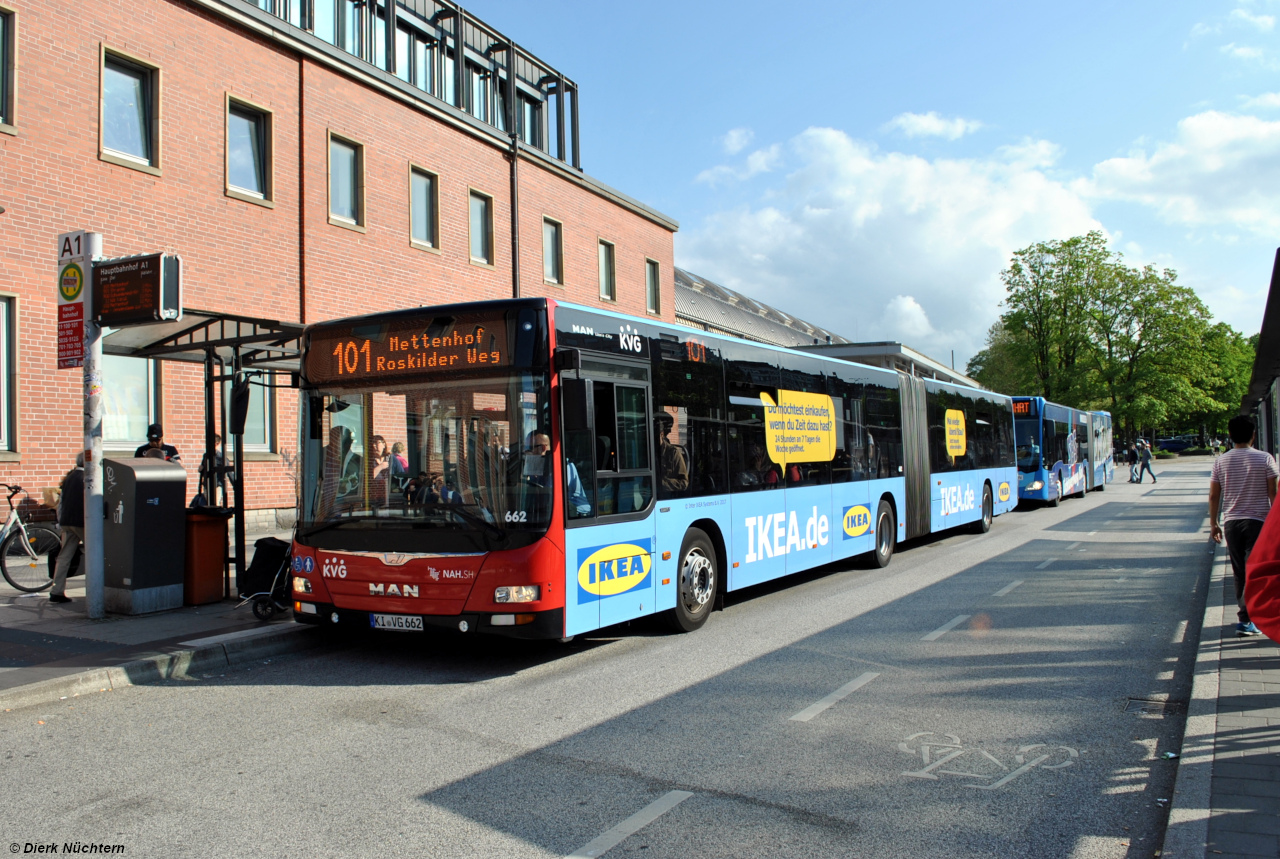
[0,0,677,525]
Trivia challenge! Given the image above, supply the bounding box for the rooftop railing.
[243,0,581,169]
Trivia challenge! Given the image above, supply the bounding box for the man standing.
[48,453,85,604]
[134,423,181,462]
[1210,414,1279,637]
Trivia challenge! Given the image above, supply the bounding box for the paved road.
[2,461,1214,858]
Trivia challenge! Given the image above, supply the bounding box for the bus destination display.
[305,314,508,384]
[1012,399,1038,418]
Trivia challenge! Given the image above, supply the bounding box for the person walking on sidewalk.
[1210,414,1279,637]
[1136,441,1157,483]
[1126,443,1139,482]
[49,452,85,604]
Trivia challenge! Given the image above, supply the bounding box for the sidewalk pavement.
[0,529,329,712]
[1165,542,1280,859]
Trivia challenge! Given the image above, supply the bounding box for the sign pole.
[57,231,104,617]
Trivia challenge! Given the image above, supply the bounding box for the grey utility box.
[103,457,188,614]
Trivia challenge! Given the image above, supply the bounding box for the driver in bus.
[527,432,592,518]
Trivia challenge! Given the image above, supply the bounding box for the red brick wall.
[0,0,676,515]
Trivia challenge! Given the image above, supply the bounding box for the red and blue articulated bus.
[289,299,1018,640]
[1013,397,1113,505]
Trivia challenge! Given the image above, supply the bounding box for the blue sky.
[467,0,1280,365]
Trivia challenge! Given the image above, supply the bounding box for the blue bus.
[290,298,1019,639]
[1013,397,1113,505]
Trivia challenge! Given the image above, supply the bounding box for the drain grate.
[1125,698,1176,715]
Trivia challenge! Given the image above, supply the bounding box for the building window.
[0,6,15,131]
[469,191,492,264]
[338,0,360,56]
[328,134,363,227]
[518,94,541,147]
[646,259,661,314]
[467,63,488,122]
[543,219,562,284]
[0,297,12,451]
[598,241,616,301]
[101,51,160,172]
[243,382,274,452]
[226,98,272,204]
[410,166,437,249]
[102,355,158,449]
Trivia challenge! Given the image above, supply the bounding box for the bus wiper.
[417,503,506,540]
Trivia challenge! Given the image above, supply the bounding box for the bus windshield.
[1015,419,1041,473]
[298,369,552,553]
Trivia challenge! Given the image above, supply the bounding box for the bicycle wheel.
[1,524,61,593]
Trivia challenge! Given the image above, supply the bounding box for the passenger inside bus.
[655,412,689,493]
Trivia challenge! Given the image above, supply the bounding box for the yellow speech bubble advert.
[760,390,837,464]
[944,409,967,458]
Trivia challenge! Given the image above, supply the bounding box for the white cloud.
[1190,21,1221,37]
[1231,8,1275,30]
[1241,91,1280,109]
[882,111,983,140]
[678,128,1098,363]
[694,144,782,187]
[1221,41,1267,60]
[721,128,754,155]
[1078,110,1280,234]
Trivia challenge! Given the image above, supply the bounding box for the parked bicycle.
[0,483,63,593]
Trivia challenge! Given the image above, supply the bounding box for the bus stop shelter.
[101,310,304,596]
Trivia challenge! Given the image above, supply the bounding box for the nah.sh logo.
[322,557,347,578]
[577,539,652,604]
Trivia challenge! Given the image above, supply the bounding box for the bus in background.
[1013,398,1114,504]
[289,298,1017,640]
[1087,410,1115,490]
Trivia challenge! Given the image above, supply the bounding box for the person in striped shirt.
[1210,415,1279,636]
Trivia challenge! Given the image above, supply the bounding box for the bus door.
[560,358,657,634]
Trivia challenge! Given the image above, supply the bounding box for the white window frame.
[99,46,162,176]
[225,94,274,207]
[0,296,14,453]
[645,258,661,314]
[409,164,439,251]
[542,217,563,285]
[598,239,616,301]
[327,131,365,231]
[101,355,161,451]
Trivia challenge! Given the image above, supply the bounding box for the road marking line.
[788,672,880,722]
[1066,541,1080,551]
[566,791,693,858]
[179,626,290,647]
[922,615,971,641]
[1172,620,1188,645]
[1087,530,1097,535]
[993,580,1023,597]
[1035,558,1057,570]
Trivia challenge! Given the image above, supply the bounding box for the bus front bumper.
[291,602,565,640]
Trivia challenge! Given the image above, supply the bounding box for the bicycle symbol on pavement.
[898,732,1079,791]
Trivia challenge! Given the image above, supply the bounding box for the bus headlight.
[495,585,540,603]
[1028,481,1043,490]
[293,576,312,594]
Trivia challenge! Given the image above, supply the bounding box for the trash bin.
[185,507,230,605]
[102,457,187,614]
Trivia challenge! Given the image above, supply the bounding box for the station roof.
[674,268,850,348]
[101,310,304,373]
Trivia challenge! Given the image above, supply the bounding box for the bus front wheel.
[667,528,717,633]
[873,500,895,568]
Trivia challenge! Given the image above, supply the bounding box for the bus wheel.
[873,500,895,568]
[972,484,993,533]
[1048,483,1061,508]
[667,528,716,633]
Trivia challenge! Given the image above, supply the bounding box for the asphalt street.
[2,461,1214,858]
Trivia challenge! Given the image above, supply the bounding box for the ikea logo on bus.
[576,538,653,604]
[998,482,1011,502]
[842,505,871,539]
